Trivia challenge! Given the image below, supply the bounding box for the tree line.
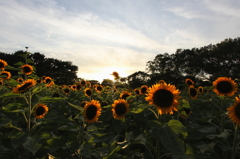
[1,37,240,87]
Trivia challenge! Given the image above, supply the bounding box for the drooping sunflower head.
[120,91,131,100]
[21,64,33,75]
[140,85,149,94]
[198,86,204,94]
[1,71,11,80]
[188,85,198,99]
[134,89,140,96]
[13,79,36,93]
[145,83,181,115]
[0,59,8,70]
[111,71,120,80]
[185,78,194,86]
[227,97,240,126]
[16,78,24,83]
[112,99,130,120]
[84,88,92,97]
[34,103,49,119]
[84,100,102,124]
[44,76,54,87]
[213,77,237,97]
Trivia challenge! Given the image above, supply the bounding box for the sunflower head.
[140,85,149,94]
[198,86,204,94]
[17,78,24,83]
[34,103,49,119]
[120,91,131,100]
[227,97,240,126]
[0,59,8,70]
[71,85,77,90]
[84,88,92,97]
[13,79,36,93]
[213,77,237,97]
[84,100,102,124]
[112,99,130,120]
[1,71,11,80]
[145,83,181,115]
[111,71,120,80]
[134,89,140,96]
[63,87,70,94]
[185,78,194,86]
[0,80,4,86]
[44,77,54,87]
[21,64,33,75]
[95,85,103,92]
[80,80,86,86]
[188,85,198,99]
[36,79,42,84]
[76,83,82,90]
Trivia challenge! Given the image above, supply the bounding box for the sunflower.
[71,85,77,90]
[84,100,102,124]
[1,71,11,80]
[95,85,103,92]
[120,91,131,100]
[36,79,42,83]
[140,85,148,94]
[0,80,3,86]
[227,97,240,126]
[34,103,49,119]
[21,64,33,75]
[185,78,194,86]
[145,83,181,115]
[13,79,36,93]
[213,77,237,97]
[112,99,130,119]
[80,80,86,86]
[111,71,120,80]
[158,80,166,84]
[198,86,204,94]
[63,87,70,94]
[76,83,82,90]
[44,76,54,87]
[134,89,140,96]
[0,59,8,70]
[84,88,92,97]
[188,85,198,99]
[16,78,24,83]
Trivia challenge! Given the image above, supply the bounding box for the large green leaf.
[159,124,186,159]
[11,132,28,148]
[0,119,12,127]
[168,119,188,139]
[23,136,42,155]
[67,102,84,111]
[47,136,68,151]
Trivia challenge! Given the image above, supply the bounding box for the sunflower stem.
[231,125,239,159]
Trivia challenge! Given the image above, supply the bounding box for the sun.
[78,67,129,83]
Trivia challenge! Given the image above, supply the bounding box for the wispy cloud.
[0,0,240,82]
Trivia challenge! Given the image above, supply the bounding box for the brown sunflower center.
[234,103,240,119]
[0,81,3,85]
[115,103,127,116]
[45,78,52,84]
[19,83,32,92]
[76,84,81,90]
[199,88,203,93]
[36,106,45,116]
[1,73,8,78]
[141,87,147,94]
[216,81,232,93]
[23,66,32,73]
[122,94,130,100]
[64,88,70,94]
[97,86,102,91]
[86,89,92,96]
[152,89,174,108]
[0,62,4,68]
[190,88,197,97]
[86,105,97,120]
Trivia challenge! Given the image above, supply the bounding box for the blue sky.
[0,0,240,82]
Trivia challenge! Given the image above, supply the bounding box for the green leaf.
[67,102,84,111]
[180,99,191,109]
[39,97,67,103]
[5,65,20,71]
[47,136,68,150]
[103,146,122,159]
[159,124,186,159]
[148,120,162,128]
[1,92,20,99]
[168,119,188,139]
[0,119,12,127]
[11,132,28,148]
[23,136,42,155]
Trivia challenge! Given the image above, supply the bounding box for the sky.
[0,0,240,82]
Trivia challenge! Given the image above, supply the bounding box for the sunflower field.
[0,52,240,159]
